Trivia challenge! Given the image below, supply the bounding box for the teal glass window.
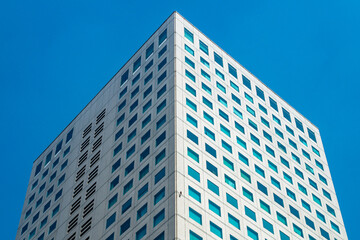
[295,118,304,132]
[185,69,196,82]
[286,125,294,136]
[263,218,274,234]
[205,143,217,158]
[136,225,147,240]
[153,209,165,227]
[312,146,320,156]
[219,109,229,121]
[260,200,271,214]
[269,97,278,111]
[252,149,262,161]
[215,69,224,80]
[154,187,165,205]
[293,224,303,238]
[275,128,283,139]
[247,227,258,240]
[203,111,214,124]
[200,56,210,68]
[137,203,148,220]
[187,148,199,162]
[214,52,223,67]
[244,92,253,103]
[185,44,194,56]
[272,115,281,125]
[123,180,133,195]
[288,139,297,149]
[204,127,215,141]
[280,231,290,240]
[207,180,219,195]
[189,207,202,225]
[331,221,340,233]
[240,169,251,183]
[238,152,249,165]
[199,40,208,55]
[258,103,267,114]
[201,82,212,95]
[320,228,330,240]
[187,114,198,128]
[210,221,223,239]
[298,183,307,195]
[274,194,284,207]
[256,86,264,100]
[316,160,324,170]
[206,161,218,176]
[313,194,322,206]
[228,63,238,78]
[154,167,165,184]
[209,200,221,216]
[120,218,131,235]
[223,157,234,171]
[263,130,272,142]
[282,108,291,122]
[225,174,236,189]
[190,230,202,240]
[159,29,167,45]
[185,56,195,69]
[261,117,270,128]
[247,105,256,116]
[231,93,241,105]
[186,84,196,96]
[139,164,149,180]
[233,107,243,119]
[268,160,278,172]
[245,206,256,221]
[201,69,211,81]
[277,212,287,225]
[243,187,253,201]
[189,186,201,202]
[266,145,275,157]
[184,28,194,42]
[235,121,245,133]
[255,165,265,177]
[138,183,149,199]
[216,81,226,93]
[218,95,227,107]
[188,166,200,182]
[251,134,260,146]
[230,81,239,91]
[228,213,240,229]
[302,199,311,212]
[287,188,296,201]
[121,198,132,214]
[257,181,268,195]
[242,75,252,90]
[186,98,197,112]
[271,177,281,189]
[226,193,238,208]
[202,96,213,109]
[157,57,167,71]
[222,140,232,153]
[305,216,315,229]
[220,124,230,137]
[155,149,165,165]
[283,172,293,184]
[133,56,141,73]
[106,212,116,229]
[308,128,317,142]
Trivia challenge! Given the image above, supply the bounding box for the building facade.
[16,12,347,240]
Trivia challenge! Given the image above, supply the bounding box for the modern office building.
[16,12,347,240]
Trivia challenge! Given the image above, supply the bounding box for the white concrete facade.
[16,12,347,240]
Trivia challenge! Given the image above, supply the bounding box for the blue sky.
[1,0,359,239]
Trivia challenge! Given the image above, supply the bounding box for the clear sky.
[1,0,359,239]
